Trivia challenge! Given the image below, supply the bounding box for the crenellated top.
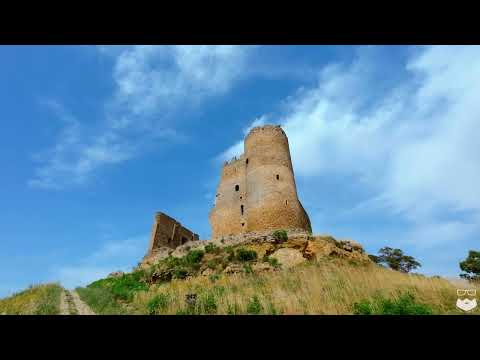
[223,153,245,167]
[245,124,286,141]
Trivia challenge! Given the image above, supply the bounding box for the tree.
[374,247,421,273]
[368,254,382,264]
[459,250,480,282]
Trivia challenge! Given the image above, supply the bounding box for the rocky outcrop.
[108,271,125,278]
[137,231,371,272]
[271,248,307,268]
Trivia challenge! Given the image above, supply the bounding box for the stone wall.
[147,212,199,254]
[209,124,312,239]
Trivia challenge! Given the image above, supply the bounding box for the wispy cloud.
[50,235,148,289]
[218,46,480,268]
[216,115,269,163]
[29,46,257,190]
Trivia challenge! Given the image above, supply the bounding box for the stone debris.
[108,271,125,278]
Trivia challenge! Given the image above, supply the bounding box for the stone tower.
[209,124,311,239]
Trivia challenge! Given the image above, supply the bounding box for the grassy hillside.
[76,239,479,315]
[0,283,63,315]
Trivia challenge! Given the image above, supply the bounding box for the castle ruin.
[209,125,311,239]
[147,212,199,252]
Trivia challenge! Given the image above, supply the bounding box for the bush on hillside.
[272,230,288,243]
[236,248,257,262]
[353,292,433,315]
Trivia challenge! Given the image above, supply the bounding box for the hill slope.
[0,283,62,315]
[75,235,479,315]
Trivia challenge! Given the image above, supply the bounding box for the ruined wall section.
[147,212,199,254]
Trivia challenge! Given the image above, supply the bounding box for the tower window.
[241,205,244,215]
[241,222,245,227]
[246,158,249,164]
[235,185,239,191]
[276,174,280,180]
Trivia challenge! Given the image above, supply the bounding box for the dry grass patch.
[130,259,474,315]
[0,283,63,315]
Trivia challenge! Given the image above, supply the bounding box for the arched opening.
[235,185,239,191]
[241,205,244,215]
[276,174,280,180]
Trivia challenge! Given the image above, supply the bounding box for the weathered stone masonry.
[209,124,312,239]
[147,212,199,253]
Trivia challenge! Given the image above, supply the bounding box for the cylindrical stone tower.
[209,125,311,239]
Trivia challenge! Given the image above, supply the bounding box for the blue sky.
[1,45,479,297]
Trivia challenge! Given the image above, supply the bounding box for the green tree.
[376,247,421,273]
[459,250,480,281]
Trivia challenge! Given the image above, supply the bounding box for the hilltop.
[2,232,478,315]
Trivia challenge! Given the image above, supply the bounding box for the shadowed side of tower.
[209,125,311,239]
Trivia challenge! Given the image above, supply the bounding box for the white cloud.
[30,46,256,190]
[281,46,480,224]
[219,46,480,254]
[217,115,268,163]
[51,235,147,289]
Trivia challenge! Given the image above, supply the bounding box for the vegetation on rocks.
[78,247,475,315]
[272,230,288,243]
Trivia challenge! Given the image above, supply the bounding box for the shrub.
[147,293,170,315]
[204,243,219,254]
[353,292,433,315]
[207,259,220,270]
[272,230,288,243]
[224,246,235,261]
[236,248,257,262]
[185,250,205,265]
[200,293,217,314]
[209,274,220,283]
[108,271,149,302]
[173,268,189,279]
[247,295,263,314]
[243,263,253,274]
[263,255,280,268]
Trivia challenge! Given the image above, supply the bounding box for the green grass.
[0,283,63,315]
[76,286,128,315]
[353,292,434,315]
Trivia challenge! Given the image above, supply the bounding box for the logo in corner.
[456,289,477,312]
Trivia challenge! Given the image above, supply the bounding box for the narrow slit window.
[285,200,288,205]
[246,158,249,164]
[276,174,280,180]
[241,205,244,215]
[235,185,239,191]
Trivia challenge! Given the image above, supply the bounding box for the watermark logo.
[456,289,477,312]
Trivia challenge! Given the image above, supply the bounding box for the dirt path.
[60,290,95,315]
[70,290,95,315]
[59,291,70,315]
